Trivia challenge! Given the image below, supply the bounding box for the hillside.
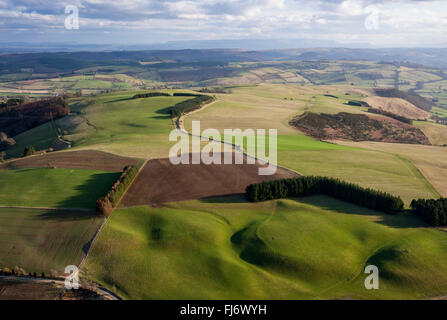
[84,196,447,300]
[364,96,431,120]
[0,97,69,137]
[373,88,433,112]
[290,112,431,145]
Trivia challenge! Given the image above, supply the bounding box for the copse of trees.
[170,94,214,118]
[411,198,447,226]
[132,92,170,99]
[23,146,36,157]
[96,165,139,216]
[246,176,404,214]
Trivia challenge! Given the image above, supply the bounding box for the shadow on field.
[37,209,97,221]
[105,97,133,103]
[155,106,174,115]
[52,172,120,213]
[151,115,171,119]
[199,194,248,204]
[297,196,425,229]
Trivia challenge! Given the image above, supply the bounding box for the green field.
[183,84,440,203]
[84,196,447,300]
[432,106,447,118]
[0,207,103,275]
[0,168,119,209]
[65,92,192,159]
[4,91,195,160]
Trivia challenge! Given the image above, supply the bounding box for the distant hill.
[2,48,447,77]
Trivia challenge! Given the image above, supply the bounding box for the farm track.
[177,98,303,177]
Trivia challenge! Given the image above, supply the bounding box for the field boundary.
[114,159,149,208]
[1,148,144,171]
[77,159,148,298]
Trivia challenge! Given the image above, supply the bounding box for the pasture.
[333,141,447,198]
[0,168,120,209]
[84,196,447,300]
[1,150,143,172]
[0,207,103,275]
[66,92,192,159]
[183,84,440,203]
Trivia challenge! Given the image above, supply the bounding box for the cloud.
[0,0,446,47]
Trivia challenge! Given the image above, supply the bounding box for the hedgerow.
[96,165,139,216]
[132,92,170,99]
[173,93,200,97]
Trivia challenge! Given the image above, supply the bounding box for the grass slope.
[0,207,103,275]
[0,168,120,209]
[84,196,447,300]
[333,141,447,198]
[6,122,57,158]
[67,92,192,159]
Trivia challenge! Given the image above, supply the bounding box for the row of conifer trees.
[411,198,447,226]
[170,95,214,118]
[246,176,405,214]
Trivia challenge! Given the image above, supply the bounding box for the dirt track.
[0,150,142,172]
[120,153,299,207]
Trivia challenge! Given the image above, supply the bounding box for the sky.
[1,0,447,48]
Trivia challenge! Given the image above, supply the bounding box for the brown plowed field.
[121,153,299,206]
[0,150,142,172]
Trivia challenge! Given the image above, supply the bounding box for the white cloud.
[0,0,446,47]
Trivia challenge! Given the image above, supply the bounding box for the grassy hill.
[65,92,192,159]
[183,84,441,203]
[84,196,447,300]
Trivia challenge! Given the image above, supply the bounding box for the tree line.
[246,176,404,214]
[411,198,447,226]
[367,108,413,124]
[132,92,170,99]
[170,94,214,118]
[96,165,139,216]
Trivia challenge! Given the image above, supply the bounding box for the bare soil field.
[120,153,299,207]
[0,277,114,300]
[364,96,431,120]
[0,150,142,172]
[0,278,61,300]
